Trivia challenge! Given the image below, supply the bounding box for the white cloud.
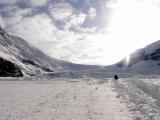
[14,8,32,16]
[153,0,160,5]
[0,5,17,13]
[72,26,98,33]
[68,13,87,26]
[9,13,55,43]
[0,16,5,28]
[105,0,117,8]
[64,12,87,29]
[0,0,18,5]
[49,3,73,21]
[49,2,87,29]
[0,0,48,7]
[22,0,48,7]
[2,7,32,27]
[88,7,97,19]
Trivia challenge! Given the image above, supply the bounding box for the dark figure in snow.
[114,75,118,80]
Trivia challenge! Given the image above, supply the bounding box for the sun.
[92,0,160,65]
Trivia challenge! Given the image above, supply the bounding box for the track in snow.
[0,79,133,120]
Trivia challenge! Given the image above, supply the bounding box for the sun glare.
[94,0,160,65]
[126,55,130,66]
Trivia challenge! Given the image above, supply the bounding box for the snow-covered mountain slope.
[0,27,24,77]
[115,40,160,74]
[0,26,100,77]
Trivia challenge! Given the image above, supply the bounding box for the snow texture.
[2,77,160,120]
[112,76,160,120]
[0,78,133,120]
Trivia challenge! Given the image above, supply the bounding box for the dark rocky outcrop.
[144,48,160,61]
[0,57,23,77]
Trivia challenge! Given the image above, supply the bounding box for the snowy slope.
[111,76,160,119]
[0,26,65,76]
[114,40,160,74]
[0,26,100,77]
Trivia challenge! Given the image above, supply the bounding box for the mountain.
[116,40,160,74]
[92,40,160,78]
[0,26,100,77]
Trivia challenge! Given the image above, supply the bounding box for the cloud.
[88,7,97,19]
[0,0,18,5]
[1,6,32,27]
[65,12,87,29]
[0,0,48,7]
[0,16,5,27]
[8,13,55,43]
[105,0,118,8]
[73,0,78,3]
[49,2,87,30]
[49,2,73,21]
[21,0,48,7]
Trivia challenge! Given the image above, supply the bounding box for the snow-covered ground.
[1,76,160,120]
[112,75,160,120]
[0,78,133,120]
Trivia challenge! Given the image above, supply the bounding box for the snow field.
[111,77,160,120]
[0,79,133,120]
[134,78,160,101]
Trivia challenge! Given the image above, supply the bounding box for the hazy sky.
[1,0,160,65]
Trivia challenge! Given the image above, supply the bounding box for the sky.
[1,0,160,65]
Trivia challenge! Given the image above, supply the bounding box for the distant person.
[114,75,119,80]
